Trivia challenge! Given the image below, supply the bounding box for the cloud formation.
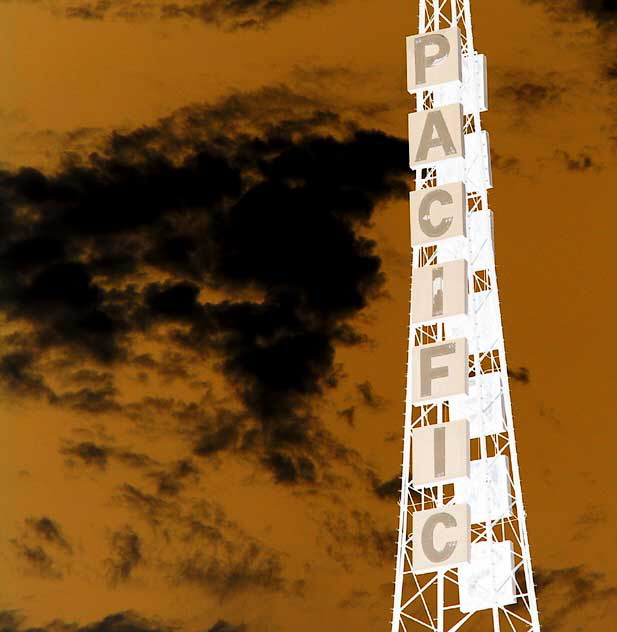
[322,508,394,568]
[496,79,561,110]
[0,611,245,632]
[10,517,72,580]
[16,0,336,29]
[494,72,563,125]
[24,517,72,552]
[534,565,617,631]
[0,86,408,482]
[115,481,287,598]
[525,0,617,27]
[562,0,617,23]
[61,441,157,470]
[106,526,143,584]
[507,366,530,384]
[554,150,600,171]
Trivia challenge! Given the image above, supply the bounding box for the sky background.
[0,1,616,631]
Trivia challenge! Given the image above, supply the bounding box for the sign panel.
[412,419,470,487]
[412,259,468,324]
[449,371,505,438]
[412,504,470,573]
[458,541,517,613]
[454,455,512,523]
[411,337,469,404]
[410,181,467,246]
[409,104,465,168]
[432,53,488,114]
[407,27,462,91]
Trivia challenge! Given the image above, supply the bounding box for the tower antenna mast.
[391,2,541,630]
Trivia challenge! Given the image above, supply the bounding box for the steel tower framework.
[391,2,541,631]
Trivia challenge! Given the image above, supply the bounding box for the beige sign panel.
[412,504,470,573]
[411,338,468,404]
[409,104,464,168]
[412,259,468,324]
[410,181,467,246]
[412,419,470,487]
[406,27,462,91]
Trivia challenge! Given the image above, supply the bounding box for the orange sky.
[1,1,616,631]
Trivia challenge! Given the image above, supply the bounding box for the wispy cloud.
[10,517,72,580]
[106,526,143,584]
[114,481,287,598]
[3,0,337,29]
[534,565,617,631]
[0,611,246,632]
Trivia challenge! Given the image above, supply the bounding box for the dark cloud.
[491,152,520,174]
[525,0,617,27]
[370,472,423,506]
[0,86,408,483]
[567,0,617,22]
[22,0,335,29]
[577,0,617,21]
[148,459,199,496]
[337,406,355,426]
[371,475,400,500]
[192,412,242,458]
[356,380,384,408]
[207,624,246,632]
[62,441,108,468]
[263,451,316,483]
[495,75,562,118]
[4,260,130,363]
[507,366,530,384]
[316,381,384,433]
[115,484,169,528]
[0,611,245,632]
[322,509,393,568]
[525,1,617,81]
[24,517,72,552]
[11,543,62,579]
[68,368,114,386]
[115,481,286,597]
[0,351,53,399]
[175,545,284,598]
[534,565,617,631]
[499,82,560,107]
[56,385,122,413]
[106,527,142,584]
[606,61,617,78]
[11,517,72,579]
[61,441,156,470]
[0,351,122,412]
[555,150,600,171]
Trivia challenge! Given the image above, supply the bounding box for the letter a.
[409,104,464,167]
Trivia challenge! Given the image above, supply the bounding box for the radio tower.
[390,2,541,631]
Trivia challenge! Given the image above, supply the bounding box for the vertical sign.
[407,26,473,575]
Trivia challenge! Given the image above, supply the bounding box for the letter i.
[432,266,444,317]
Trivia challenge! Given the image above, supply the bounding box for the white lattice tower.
[390,1,541,631]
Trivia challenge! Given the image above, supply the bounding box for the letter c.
[421,511,458,563]
[418,188,454,238]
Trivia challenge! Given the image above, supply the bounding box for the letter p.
[407,27,462,91]
[415,33,450,85]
